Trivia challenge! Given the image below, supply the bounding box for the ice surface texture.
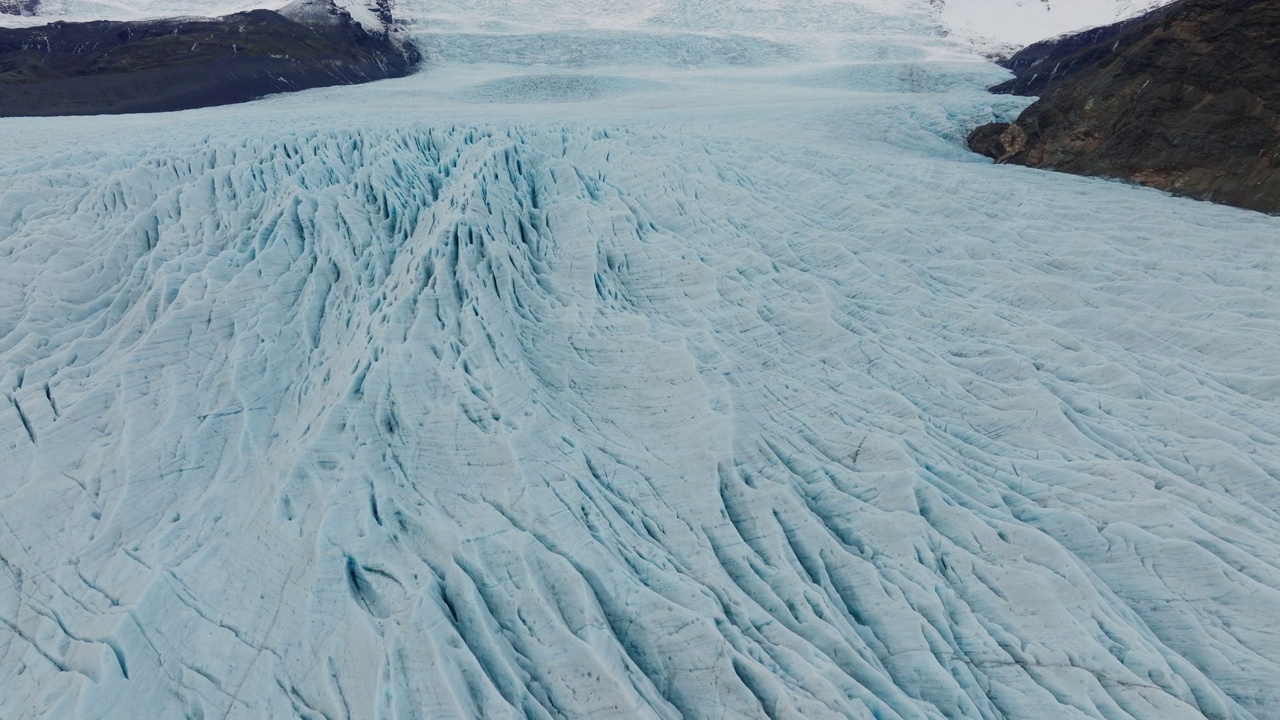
[1,0,1277,718]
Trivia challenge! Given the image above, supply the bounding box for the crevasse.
[2,1,1278,718]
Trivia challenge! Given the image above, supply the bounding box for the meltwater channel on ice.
[2,0,1279,718]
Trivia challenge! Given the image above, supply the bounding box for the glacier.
[2,1,1279,718]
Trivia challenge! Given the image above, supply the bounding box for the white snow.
[1,1,1278,719]
[939,0,1173,53]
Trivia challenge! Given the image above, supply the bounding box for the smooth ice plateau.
[3,1,1280,718]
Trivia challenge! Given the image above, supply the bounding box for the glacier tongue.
[2,1,1279,719]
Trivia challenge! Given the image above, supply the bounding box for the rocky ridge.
[0,0,419,116]
[969,0,1280,214]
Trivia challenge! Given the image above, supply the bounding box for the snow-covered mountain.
[0,0,389,29]
[0,0,285,21]
[1,0,1175,52]
[2,1,1276,719]
[939,0,1174,52]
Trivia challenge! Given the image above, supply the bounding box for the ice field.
[4,1,1280,718]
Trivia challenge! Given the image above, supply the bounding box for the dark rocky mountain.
[969,0,1280,214]
[0,0,419,116]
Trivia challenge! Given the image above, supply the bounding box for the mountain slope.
[1,1,1279,719]
[0,2,418,117]
[968,0,1280,214]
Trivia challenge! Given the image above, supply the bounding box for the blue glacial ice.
[1,1,1278,718]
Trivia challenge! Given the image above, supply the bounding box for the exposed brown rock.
[967,122,1010,160]
[969,0,1280,214]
